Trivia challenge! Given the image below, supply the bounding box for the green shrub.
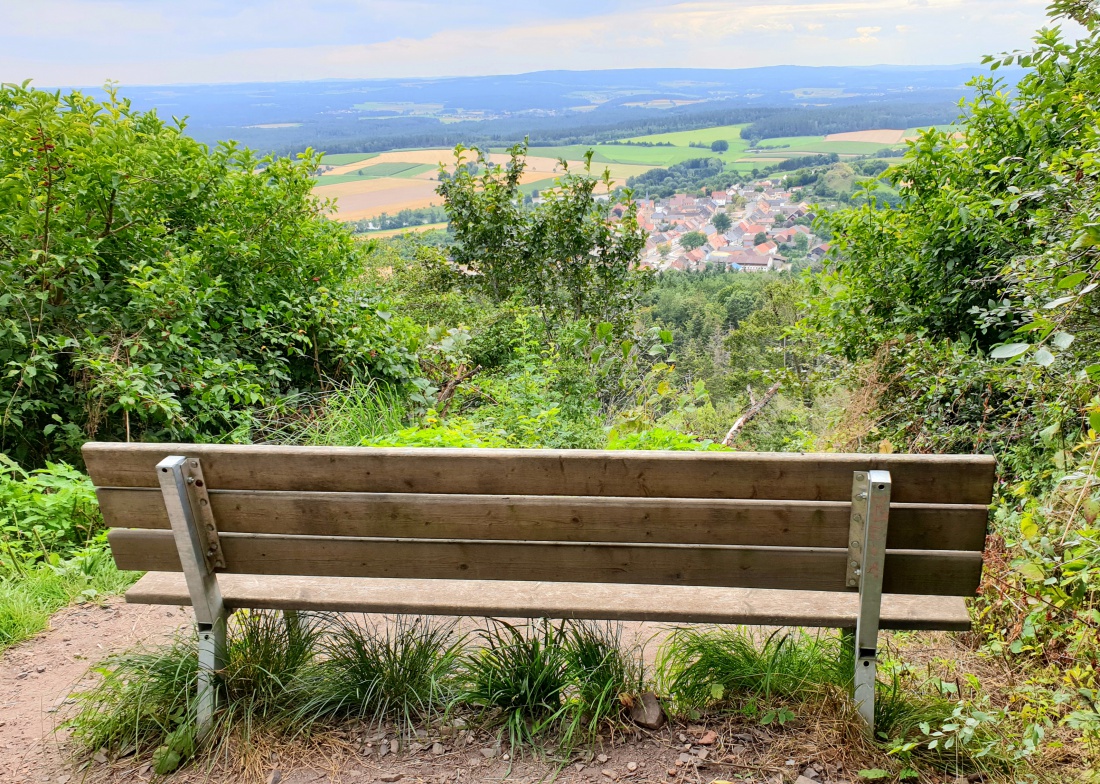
[559,622,644,747]
[0,454,102,567]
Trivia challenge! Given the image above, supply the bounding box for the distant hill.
[95,65,1014,154]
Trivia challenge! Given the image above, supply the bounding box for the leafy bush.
[0,83,415,465]
[0,454,102,568]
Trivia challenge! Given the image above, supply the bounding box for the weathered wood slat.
[83,443,996,504]
[108,529,984,596]
[96,488,990,551]
[124,571,973,631]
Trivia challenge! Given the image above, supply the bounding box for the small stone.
[379,775,403,783]
[16,672,28,680]
[480,747,496,759]
[601,771,616,780]
[730,744,746,755]
[626,762,638,772]
[92,752,107,765]
[629,692,666,729]
[35,665,46,673]
[694,748,709,761]
[802,767,820,779]
[575,764,586,772]
[734,733,753,742]
[682,744,691,752]
[785,759,798,766]
[265,772,282,784]
[667,769,677,777]
[796,777,818,784]
[597,754,609,763]
[432,742,445,755]
[390,739,399,754]
[698,730,718,745]
[378,743,389,758]
[678,753,694,765]
[677,733,688,743]
[501,753,510,761]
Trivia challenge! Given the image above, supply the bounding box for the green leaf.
[1033,348,1055,367]
[1044,295,1075,309]
[1051,332,1074,350]
[1089,411,1100,433]
[1058,271,1087,289]
[990,342,1030,359]
[858,770,890,780]
[1014,561,1045,581]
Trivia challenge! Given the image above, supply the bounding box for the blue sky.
[1,0,1065,86]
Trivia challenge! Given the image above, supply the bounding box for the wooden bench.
[85,443,995,732]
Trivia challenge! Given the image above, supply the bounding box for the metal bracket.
[846,471,869,589]
[182,458,226,571]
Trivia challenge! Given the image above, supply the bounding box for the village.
[633,180,830,272]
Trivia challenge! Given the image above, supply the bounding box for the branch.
[722,381,781,446]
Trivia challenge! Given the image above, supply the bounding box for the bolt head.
[855,473,866,481]
[851,541,860,548]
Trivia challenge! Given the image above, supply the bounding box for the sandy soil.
[822,130,905,144]
[0,600,191,783]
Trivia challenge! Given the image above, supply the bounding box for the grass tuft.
[559,621,644,747]
[656,626,849,712]
[292,615,463,731]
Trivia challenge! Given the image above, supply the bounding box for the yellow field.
[316,148,655,221]
[824,129,906,144]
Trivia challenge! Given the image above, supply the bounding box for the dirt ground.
[0,600,956,784]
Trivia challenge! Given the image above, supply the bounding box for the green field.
[317,161,436,185]
[622,123,750,148]
[319,152,379,166]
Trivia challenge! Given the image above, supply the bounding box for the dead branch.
[722,380,781,446]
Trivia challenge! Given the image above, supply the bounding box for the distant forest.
[739,103,960,142]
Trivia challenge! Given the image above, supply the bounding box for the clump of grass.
[657,626,849,712]
[67,634,200,756]
[458,619,571,749]
[253,381,409,446]
[559,621,644,747]
[293,615,463,731]
[221,610,324,726]
[68,610,324,771]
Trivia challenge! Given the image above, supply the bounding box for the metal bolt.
[190,460,199,468]
[186,476,195,485]
[853,568,862,577]
[847,579,857,586]
[855,473,866,481]
[851,541,860,548]
[857,492,868,500]
[852,514,863,524]
[850,560,859,567]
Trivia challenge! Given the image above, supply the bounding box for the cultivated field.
[824,129,907,144]
[315,148,651,220]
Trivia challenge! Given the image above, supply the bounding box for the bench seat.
[126,571,971,631]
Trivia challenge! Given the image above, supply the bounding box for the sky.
[1,0,1065,86]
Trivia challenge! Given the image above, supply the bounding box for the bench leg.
[157,456,228,741]
[849,470,892,730]
[197,616,227,737]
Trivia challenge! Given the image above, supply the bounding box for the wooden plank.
[83,443,997,504]
[108,529,984,595]
[125,571,973,631]
[96,488,990,551]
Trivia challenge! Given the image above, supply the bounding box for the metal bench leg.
[157,456,227,739]
[848,470,891,729]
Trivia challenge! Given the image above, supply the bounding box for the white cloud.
[0,0,1068,85]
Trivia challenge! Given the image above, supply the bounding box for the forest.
[1,1,1100,779]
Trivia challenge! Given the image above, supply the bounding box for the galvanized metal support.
[157,456,227,738]
[847,469,891,728]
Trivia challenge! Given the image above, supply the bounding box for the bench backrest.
[86,443,995,597]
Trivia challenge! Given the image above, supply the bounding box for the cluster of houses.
[634,180,830,272]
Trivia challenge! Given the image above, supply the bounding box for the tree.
[438,142,649,330]
[711,140,730,152]
[754,232,768,246]
[712,212,732,233]
[0,83,414,465]
[681,231,707,251]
